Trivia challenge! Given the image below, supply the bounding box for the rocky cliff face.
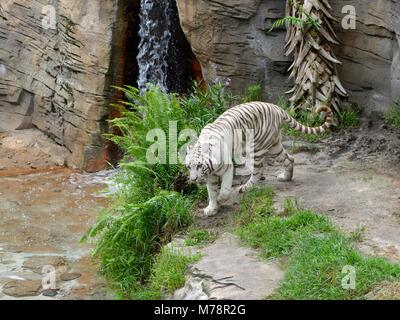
[177,0,400,113]
[1,1,399,171]
[0,0,117,171]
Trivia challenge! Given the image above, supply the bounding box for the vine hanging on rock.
[276,0,348,113]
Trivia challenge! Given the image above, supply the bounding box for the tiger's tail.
[281,106,334,134]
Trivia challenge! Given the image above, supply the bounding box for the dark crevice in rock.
[105,0,204,167]
[166,0,204,93]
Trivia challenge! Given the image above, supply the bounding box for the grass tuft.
[241,84,263,103]
[132,248,201,300]
[184,229,218,247]
[384,99,400,128]
[337,108,359,129]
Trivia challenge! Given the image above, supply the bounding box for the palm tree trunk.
[285,0,348,113]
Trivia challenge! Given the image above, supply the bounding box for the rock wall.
[176,0,400,113]
[1,0,398,171]
[0,0,118,171]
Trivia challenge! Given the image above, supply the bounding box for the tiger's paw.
[204,205,218,217]
[217,193,230,204]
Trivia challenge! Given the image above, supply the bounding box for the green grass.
[131,248,201,300]
[337,108,359,129]
[235,188,400,300]
[241,84,263,103]
[184,229,218,246]
[83,191,193,296]
[273,234,400,300]
[384,99,400,128]
[277,98,360,143]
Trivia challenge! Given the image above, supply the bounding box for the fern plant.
[269,1,321,32]
[84,83,238,298]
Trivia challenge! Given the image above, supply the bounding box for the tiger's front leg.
[204,174,220,217]
[217,164,234,204]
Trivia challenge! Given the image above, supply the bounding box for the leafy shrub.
[84,191,192,296]
[180,81,235,132]
[84,82,238,298]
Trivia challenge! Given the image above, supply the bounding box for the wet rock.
[42,289,59,297]
[60,273,82,281]
[2,280,42,297]
[23,256,67,274]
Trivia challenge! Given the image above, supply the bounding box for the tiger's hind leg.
[267,142,294,182]
[238,164,263,193]
[278,152,294,182]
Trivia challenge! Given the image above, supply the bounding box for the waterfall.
[137,0,172,92]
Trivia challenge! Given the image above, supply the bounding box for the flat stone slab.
[2,279,42,297]
[174,233,284,300]
[22,256,67,274]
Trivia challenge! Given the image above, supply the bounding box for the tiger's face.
[185,142,211,184]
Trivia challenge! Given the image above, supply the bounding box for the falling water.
[137,0,172,92]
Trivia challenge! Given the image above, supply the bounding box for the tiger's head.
[185,142,212,184]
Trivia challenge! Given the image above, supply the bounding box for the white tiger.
[185,102,333,217]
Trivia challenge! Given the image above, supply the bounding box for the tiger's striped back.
[202,102,333,142]
[187,101,333,177]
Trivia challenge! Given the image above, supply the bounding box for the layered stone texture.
[177,0,400,112]
[176,0,291,100]
[332,0,400,112]
[0,0,117,170]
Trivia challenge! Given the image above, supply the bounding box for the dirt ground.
[0,118,399,299]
